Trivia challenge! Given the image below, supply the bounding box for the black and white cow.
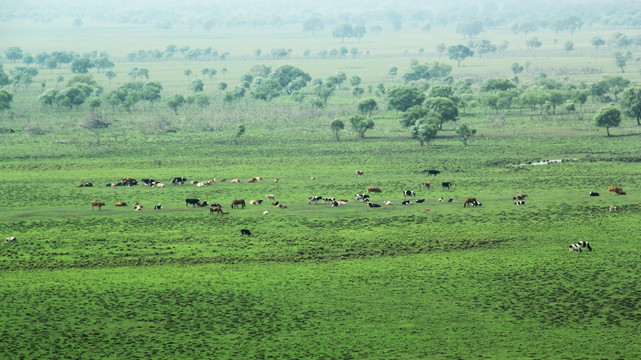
[367,202,381,208]
[154,204,163,210]
[578,241,592,251]
[322,197,336,204]
[403,190,416,199]
[308,196,323,204]
[589,191,600,196]
[5,237,16,243]
[515,200,526,205]
[142,178,157,186]
[402,200,413,205]
[171,177,187,185]
[354,194,370,202]
[442,182,452,190]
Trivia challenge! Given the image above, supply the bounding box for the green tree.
[303,17,324,36]
[234,125,246,144]
[0,88,13,111]
[71,57,94,73]
[349,114,375,138]
[388,86,426,112]
[620,87,641,125]
[358,98,378,117]
[166,94,185,114]
[455,123,477,146]
[142,82,163,104]
[270,65,311,94]
[184,69,192,80]
[474,40,496,58]
[350,76,362,87]
[425,97,459,129]
[194,93,211,108]
[456,20,484,39]
[526,37,542,56]
[4,47,23,63]
[436,43,446,56]
[330,119,345,141]
[591,36,605,52]
[105,70,116,85]
[595,106,621,136]
[564,41,574,55]
[409,115,439,146]
[400,105,429,127]
[613,51,631,73]
[352,87,364,99]
[251,77,280,101]
[87,96,101,111]
[332,23,353,42]
[447,45,474,67]
[191,79,204,92]
[511,63,524,76]
[313,81,336,106]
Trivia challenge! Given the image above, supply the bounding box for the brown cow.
[248,177,257,183]
[421,182,431,189]
[91,201,105,210]
[209,205,223,215]
[219,178,227,182]
[367,186,382,193]
[608,205,618,212]
[608,186,623,194]
[274,178,280,183]
[231,199,245,209]
[463,198,477,208]
[250,200,263,205]
[115,201,128,206]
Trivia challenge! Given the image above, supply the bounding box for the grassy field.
[2,18,641,359]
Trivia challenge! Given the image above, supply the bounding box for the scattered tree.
[526,37,542,56]
[330,119,345,141]
[409,115,439,146]
[0,89,13,112]
[591,36,605,52]
[620,87,641,125]
[447,45,474,67]
[455,123,477,146]
[166,94,185,114]
[191,79,204,92]
[564,41,574,55]
[595,106,621,136]
[387,86,426,112]
[4,47,23,63]
[613,51,632,73]
[358,98,378,117]
[424,97,458,129]
[349,114,375,138]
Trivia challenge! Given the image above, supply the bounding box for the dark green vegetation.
[2,2,641,358]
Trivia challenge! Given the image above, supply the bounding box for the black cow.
[427,170,441,176]
[367,202,381,208]
[442,182,452,190]
[83,182,93,187]
[416,199,426,203]
[403,190,416,199]
[171,177,187,185]
[241,229,252,236]
[185,198,200,207]
[589,191,600,196]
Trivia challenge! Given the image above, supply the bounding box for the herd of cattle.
[0,171,623,252]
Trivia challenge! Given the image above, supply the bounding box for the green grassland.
[2,19,641,359]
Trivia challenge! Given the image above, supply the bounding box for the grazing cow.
[115,201,128,207]
[191,180,199,184]
[438,197,444,202]
[514,200,526,205]
[323,197,336,204]
[355,170,364,176]
[278,204,288,209]
[197,201,209,207]
[241,229,252,236]
[250,199,264,205]
[463,198,477,208]
[142,178,156,186]
[608,206,618,212]
[403,190,416,199]
[154,204,163,210]
[272,201,279,206]
[367,186,382,193]
[91,201,105,210]
[589,191,600,196]
[266,194,275,201]
[171,177,187,185]
[608,186,623,194]
[231,199,246,209]
[442,182,452,190]
[424,208,432,211]
[185,198,200,207]
[402,200,413,205]
[416,199,426,203]
[367,202,381,208]
[569,243,582,253]
[421,182,431,189]
[248,177,257,183]
[5,236,17,243]
[308,196,323,204]
[513,194,527,200]
[134,205,143,211]
[448,198,454,203]
[310,176,316,180]
[263,211,269,215]
[617,191,627,195]
[274,178,280,183]
[219,178,227,182]
[231,178,240,183]
[384,200,392,206]
[209,205,223,215]
[578,241,592,251]
[427,170,441,176]
[354,194,370,202]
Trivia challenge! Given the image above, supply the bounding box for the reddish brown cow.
[367,186,382,193]
[463,198,477,208]
[209,205,223,215]
[91,201,105,210]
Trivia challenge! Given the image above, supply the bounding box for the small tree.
[191,79,204,92]
[105,71,116,85]
[447,44,474,67]
[564,41,574,55]
[166,94,185,114]
[595,106,621,136]
[0,89,13,112]
[591,36,605,52]
[352,87,364,99]
[455,123,477,146]
[349,114,375,138]
[234,124,246,144]
[613,51,631,73]
[358,98,378,117]
[330,119,345,141]
[621,87,641,125]
[410,116,439,146]
[184,69,192,80]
